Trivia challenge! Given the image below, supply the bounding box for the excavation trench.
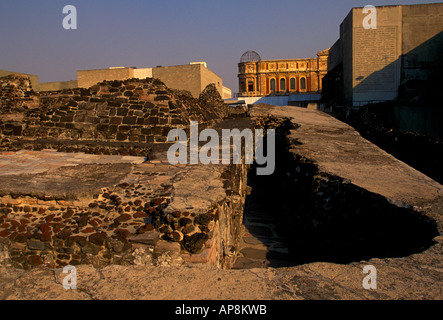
[232,118,440,269]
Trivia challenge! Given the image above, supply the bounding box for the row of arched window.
[270,77,306,92]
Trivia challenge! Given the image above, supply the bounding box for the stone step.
[240,247,268,260]
[231,257,266,269]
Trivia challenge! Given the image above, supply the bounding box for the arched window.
[300,77,307,90]
[270,78,276,92]
[248,81,254,92]
[280,78,286,91]
[290,78,296,90]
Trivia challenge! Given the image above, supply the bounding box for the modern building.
[324,3,443,108]
[221,86,232,100]
[78,62,229,99]
[152,62,224,98]
[77,67,153,89]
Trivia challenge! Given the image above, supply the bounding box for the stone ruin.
[0,74,252,270]
[0,74,230,156]
[2,74,439,276]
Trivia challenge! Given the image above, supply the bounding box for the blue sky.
[1,0,441,91]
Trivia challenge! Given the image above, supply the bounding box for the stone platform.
[0,140,247,269]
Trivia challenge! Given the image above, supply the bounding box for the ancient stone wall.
[77,68,133,89]
[0,76,229,155]
[0,74,38,114]
[0,70,40,91]
[0,74,250,270]
[0,155,250,270]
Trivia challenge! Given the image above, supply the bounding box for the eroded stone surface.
[0,128,248,270]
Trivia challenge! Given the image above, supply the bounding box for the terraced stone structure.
[0,75,228,156]
[0,74,249,270]
[0,150,253,269]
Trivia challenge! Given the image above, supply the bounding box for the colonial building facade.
[237,50,329,97]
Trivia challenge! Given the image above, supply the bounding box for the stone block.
[117,108,129,116]
[171,118,185,125]
[180,253,191,263]
[129,135,141,142]
[88,232,107,246]
[51,115,61,122]
[109,107,117,116]
[96,124,109,132]
[144,101,156,108]
[152,126,163,135]
[107,102,121,108]
[133,110,144,117]
[123,117,137,125]
[109,125,118,134]
[141,128,152,135]
[86,116,99,124]
[114,98,128,104]
[144,117,158,125]
[90,97,105,103]
[130,104,143,110]
[116,133,128,141]
[27,239,45,251]
[78,102,94,110]
[28,255,43,266]
[13,125,22,136]
[129,231,160,246]
[190,248,211,264]
[118,125,131,133]
[154,240,181,254]
[159,117,168,125]
[155,95,171,101]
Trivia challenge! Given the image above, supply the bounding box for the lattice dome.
[240,51,261,63]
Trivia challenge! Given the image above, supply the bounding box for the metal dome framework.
[240,50,261,63]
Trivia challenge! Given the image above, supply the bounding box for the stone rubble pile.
[0,74,38,113]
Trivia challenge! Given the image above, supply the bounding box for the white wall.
[133,68,153,79]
